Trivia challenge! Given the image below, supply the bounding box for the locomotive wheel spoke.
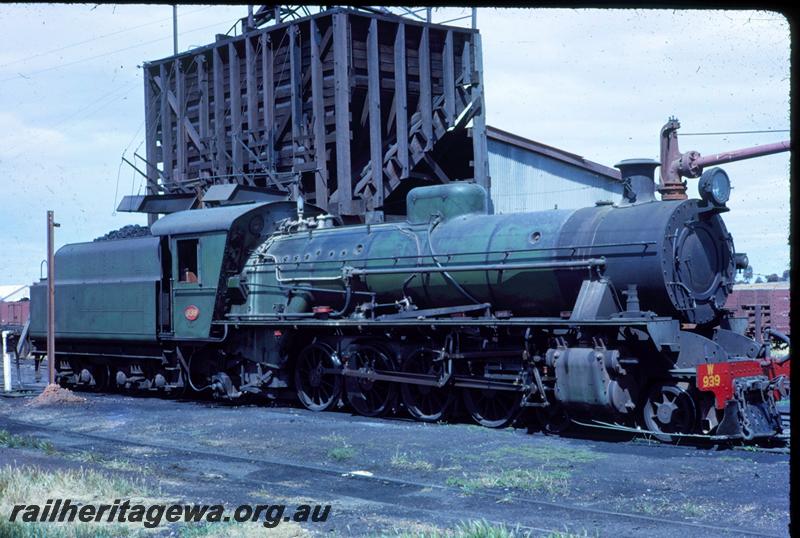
[294,343,342,412]
[641,383,698,442]
[400,349,454,423]
[345,344,397,417]
[462,386,521,429]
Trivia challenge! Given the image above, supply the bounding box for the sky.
[0,5,791,290]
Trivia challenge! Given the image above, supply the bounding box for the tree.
[782,269,790,281]
[755,276,764,283]
[766,273,780,282]
[742,266,753,283]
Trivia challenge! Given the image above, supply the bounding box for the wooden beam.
[174,59,186,184]
[288,25,302,156]
[143,65,159,223]
[310,18,328,210]
[152,75,206,155]
[261,33,274,168]
[443,30,455,126]
[159,63,173,183]
[245,35,258,140]
[271,25,333,155]
[229,41,245,181]
[212,46,226,178]
[196,56,209,141]
[143,66,158,193]
[367,18,383,209]
[423,153,450,184]
[418,26,433,149]
[333,12,352,214]
[394,23,409,178]
[460,38,471,110]
[470,33,488,190]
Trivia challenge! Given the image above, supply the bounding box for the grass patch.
[382,519,528,537]
[381,519,596,538]
[634,497,670,516]
[65,451,140,472]
[543,529,597,538]
[323,433,356,462]
[0,429,55,454]
[446,468,569,496]
[328,446,355,461]
[0,464,165,537]
[178,520,307,537]
[0,465,158,506]
[678,501,712,518]
[390,450,435,472]
[486,445,602,464]
[632,497,711,519]
[0,519,136,538]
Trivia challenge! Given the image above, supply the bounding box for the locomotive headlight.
[698,167,731,205]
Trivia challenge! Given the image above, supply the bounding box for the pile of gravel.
[26,384,87,406]
[93,224,151,242]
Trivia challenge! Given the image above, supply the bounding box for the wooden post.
[46,210,59,386]
[394,23,409,178]
[310,18,328,210]
[367,18,383,212]
[333,12,352,214]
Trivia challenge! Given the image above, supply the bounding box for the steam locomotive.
[28,158,789,441]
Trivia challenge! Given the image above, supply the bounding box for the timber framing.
[142,7,486,221]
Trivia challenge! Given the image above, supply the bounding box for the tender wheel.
[400,348,454,423]
[86,364,110,392]
[462,386,521,428]
[345,344,397,417]
[642,382,698,442]
[294,343,342,412]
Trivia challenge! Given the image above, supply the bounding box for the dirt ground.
[0,369,791,537]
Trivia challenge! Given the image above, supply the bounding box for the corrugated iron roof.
[486,125,622,182]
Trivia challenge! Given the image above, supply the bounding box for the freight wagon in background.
[727,282,790,339]
[0,299,29,330]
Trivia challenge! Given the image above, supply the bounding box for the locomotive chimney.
[615,159,660,204]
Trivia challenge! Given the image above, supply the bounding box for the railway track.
[0,414,787,538]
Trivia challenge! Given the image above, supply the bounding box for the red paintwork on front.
[695,358,790,409]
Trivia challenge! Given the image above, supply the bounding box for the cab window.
[177,239,199,283]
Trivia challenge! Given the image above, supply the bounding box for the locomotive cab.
[150,201,304,340]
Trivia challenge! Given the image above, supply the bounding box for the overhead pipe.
[658,117,790,200]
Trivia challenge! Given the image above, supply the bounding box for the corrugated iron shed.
[486,125,623,213]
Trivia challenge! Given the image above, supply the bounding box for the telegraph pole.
[46,211,59,385]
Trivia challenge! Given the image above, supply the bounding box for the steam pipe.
[677,140,791,178]
[693,140,791,167]
[658,116,791,200]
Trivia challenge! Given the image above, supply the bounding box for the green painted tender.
[29,237,162,342]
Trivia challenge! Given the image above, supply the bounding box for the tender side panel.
[30,237,162,342]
